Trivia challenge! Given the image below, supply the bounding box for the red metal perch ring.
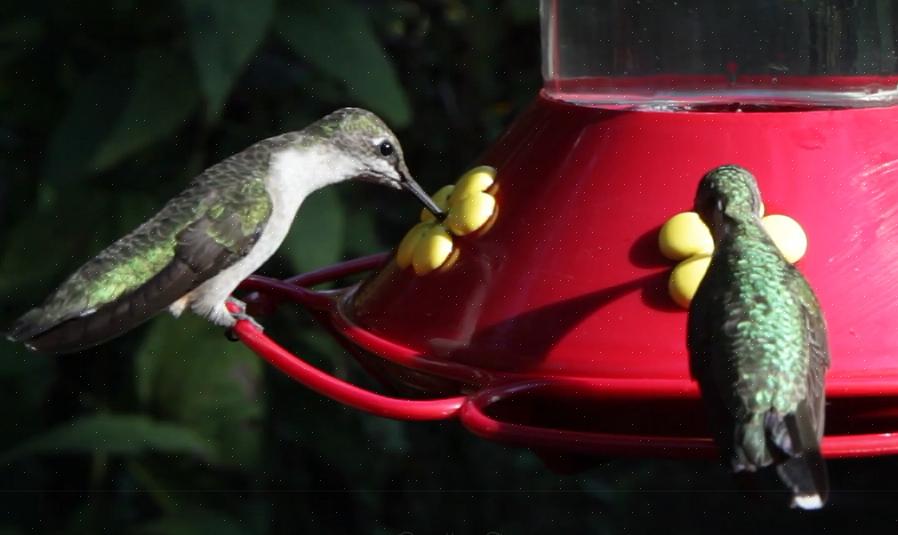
[232,254,465,421]
[231,254,898,459]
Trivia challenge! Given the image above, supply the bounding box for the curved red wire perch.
[231,254,465,421]
[230,253,898,458]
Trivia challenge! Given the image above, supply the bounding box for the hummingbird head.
[307,108,445,219]
[694,164,763,240]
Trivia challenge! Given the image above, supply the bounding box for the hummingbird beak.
[399,168,446,220]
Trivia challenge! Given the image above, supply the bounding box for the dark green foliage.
[277,0,412,127]
[0,414,218,465]
[3,1,898,533]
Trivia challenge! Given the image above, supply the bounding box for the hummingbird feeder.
[235,1,898,460]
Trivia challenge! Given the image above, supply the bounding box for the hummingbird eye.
[378,141,394,157]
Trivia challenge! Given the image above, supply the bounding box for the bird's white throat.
[266,145,361,209]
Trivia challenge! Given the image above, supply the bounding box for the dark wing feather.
[775,400,829,508]
[768,269,830,508]
[789,268,830,437]
[7,178,272,354]
[687,259,741,461]
[687,256,729,383]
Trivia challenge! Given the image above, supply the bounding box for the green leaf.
[42,60,132,184]
[344,207,385,257]
[91,51,200,171]
[137,509,251,535]
[0,188,114,295]
[112,192,165,237]
[181,0,275,120]
[134,315,264,469]
[277,0,411,127]
[0,345,53,448]
[0,17,42,68]
[0,18,41,45]
[294,328,350,379]
[281,187,346,273]
[0,414,217,465]
[506,0,540,23]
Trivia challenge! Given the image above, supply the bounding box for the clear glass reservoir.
[541,0,898,110]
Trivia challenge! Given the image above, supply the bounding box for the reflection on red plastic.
[233,255,898,458]
[459,380,898,459]
[230,265,465,422]
[233,92,898,459]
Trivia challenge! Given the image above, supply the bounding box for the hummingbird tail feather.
[6,309,51,344]
[773,401,829,510]
[9,257,203,354]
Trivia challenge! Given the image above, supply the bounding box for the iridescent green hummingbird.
[687,165,830,509]
[7,108,443,354]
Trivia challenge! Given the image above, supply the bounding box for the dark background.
[2,1,898,533]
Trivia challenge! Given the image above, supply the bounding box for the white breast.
[186,145,361,322]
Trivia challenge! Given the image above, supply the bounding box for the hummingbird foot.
[222,297,264,341]
[225,328,240,342]
[224,297,262,327]
[225,296,248,315]
[230,310,264,332]
[223,311,264,342]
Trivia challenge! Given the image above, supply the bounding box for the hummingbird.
[7,108,444,354]
[687,165,830,509]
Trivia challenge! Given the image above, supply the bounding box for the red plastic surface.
[231,264,467,421]
[234,92,898,458]
[234,258,898,458]
[348,92,898,390]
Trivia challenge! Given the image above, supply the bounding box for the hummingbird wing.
[686,258,727,382]
[6,176,273,353]
[771,269,830,508]
[790,271,830,436]
[753,270,830,446]
[686,261,737,456]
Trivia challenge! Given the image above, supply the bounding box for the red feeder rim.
[232,254,898,459]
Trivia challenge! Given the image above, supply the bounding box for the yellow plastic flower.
[396,166,497,275]
[659,210,807,308]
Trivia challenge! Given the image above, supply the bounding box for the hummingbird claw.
[223,297,264,340]
[225,296,247,314]
[223,312,264,342]
[225,328,240,342]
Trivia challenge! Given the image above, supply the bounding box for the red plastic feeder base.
[235,93,898,459]
[234,257,898,460]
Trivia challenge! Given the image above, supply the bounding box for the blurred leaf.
[181,0,275,120]
[113,192,164,237]
[281,187,346,272]
[359,417,408,454]
[294,328,350,379]
[0,18,41,44]
[137,509,251,535]
[134,315,264,469]
[0,414,217,465]
[0,345,52,448]
[0,344,51,396]
[91,50,200,171]
[0,17,41,69]
[506,0,540,23]
[42,60,132,184]
[344,207,385,256]
[277,0,412,127]
[0,188,113,296]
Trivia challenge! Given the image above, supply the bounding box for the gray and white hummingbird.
[687,165,830,509]
[7,108,443,354]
